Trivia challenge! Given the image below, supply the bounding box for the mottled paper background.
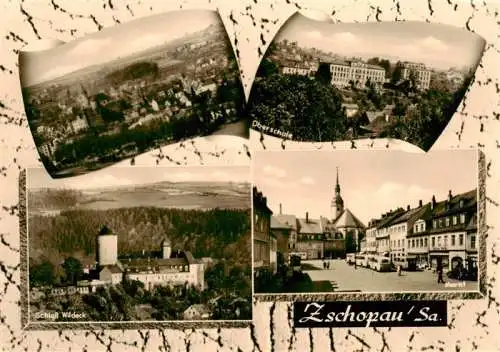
[1,0,499,351]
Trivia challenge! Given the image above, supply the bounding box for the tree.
[29,261,55,287]
[62,257,83,285]
[314,62,332,85]
[345,231,357,253]
[247,74,347,142]
[391,62,404,84]
[256,59,279,77]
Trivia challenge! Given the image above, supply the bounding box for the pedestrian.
[437,265,445,283]
[397,264,402,276]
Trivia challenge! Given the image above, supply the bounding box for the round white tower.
[162,237,172,259]
[97,226,118,266]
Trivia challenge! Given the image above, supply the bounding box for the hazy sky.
[28,165,250,190]
[276,14,485,71]
[253,149,478,225]
[20,10,221,86]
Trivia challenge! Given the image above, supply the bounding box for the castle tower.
[162,237,172,259]
[96,225,118,267]
[330,167,345,220]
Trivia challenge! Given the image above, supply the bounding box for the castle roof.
[121,250,201,272]
[161,237,171,246]
[333,209,365,229]
[98,225,114,236]
[100,265,122,274]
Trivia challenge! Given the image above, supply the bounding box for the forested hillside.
[29,207,251,268]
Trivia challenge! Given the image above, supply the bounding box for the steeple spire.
[331,167,344,219]
[335,167,340,194]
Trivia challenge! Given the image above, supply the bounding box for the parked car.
[447,267,478,281]
[416,263,430,271]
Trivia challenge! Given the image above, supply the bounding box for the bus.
[346,253,356,265]
[369,256,392,272]
[392,257,417,271]
[355,254,368,267]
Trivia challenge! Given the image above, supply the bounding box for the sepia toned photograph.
[20,10,246,178]
[22,165,251,328]
[248,13,485,151]
[253,149,483,295]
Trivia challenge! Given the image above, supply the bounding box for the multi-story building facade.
[384,204,429,269]
[371,189,477,274]
[401,62,432,90]
[426,190,477,271]
[296,212,325,259]
[270,203,295,264]
[253,187,273,270]
[365,219,380,256]
[280,65,313,76]
[328,60,386,88]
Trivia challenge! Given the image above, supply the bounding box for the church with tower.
[271,167,365,260]
[325,168,366,254]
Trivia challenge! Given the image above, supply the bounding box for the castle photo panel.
[247,13,486,151]
[20,165,252,329]
[19,9,246,179]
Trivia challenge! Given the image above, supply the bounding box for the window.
[460,214,466,224]
[459,234,464,246]
[432,237,435,247]
[438,218,443,227]
[451,235,455,246]
[471,235,476,248]
[444,236,448,247]
[453,216,457,225]
[425,238,428,247]
[445,217,450,227]
[433,220,437,229]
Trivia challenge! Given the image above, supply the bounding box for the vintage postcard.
[19,9,246,178]
[20,165,251,329]
[252,149,486,300]
[248,12,486,151]
[0,0,498,351]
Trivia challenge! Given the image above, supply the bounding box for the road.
[303,259,478,293]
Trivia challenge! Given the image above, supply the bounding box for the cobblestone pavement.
[303,259,478,292]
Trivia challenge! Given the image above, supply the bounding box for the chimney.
[431,195,436,209]
[306,212,309,223]
[407,205,410,211]
[419,199,423,207]
[280,203,282,215]
[448,190,452,202]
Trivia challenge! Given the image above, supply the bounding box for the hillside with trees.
[29,207,251,270]
[106,61,159,84]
